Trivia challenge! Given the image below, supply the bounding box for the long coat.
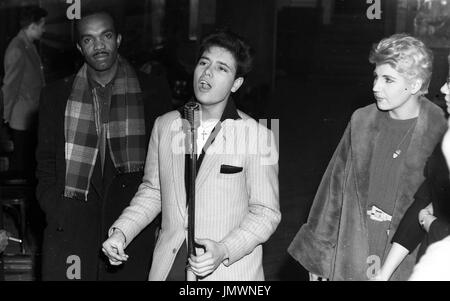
[111,107,281,280]
[2,30,45,130]
[288,98,447,281]
[36,70,172,280]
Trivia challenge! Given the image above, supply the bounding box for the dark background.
[1,0,449,281]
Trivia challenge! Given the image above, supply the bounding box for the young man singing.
[102,29,280,281]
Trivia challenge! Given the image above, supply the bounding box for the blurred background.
[1,0,450,281]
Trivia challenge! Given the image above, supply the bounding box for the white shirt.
[196,119,219,158]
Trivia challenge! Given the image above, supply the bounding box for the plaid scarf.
[64,57,146,201]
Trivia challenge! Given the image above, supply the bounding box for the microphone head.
[184,101,200,129]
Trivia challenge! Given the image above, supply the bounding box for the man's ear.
[410,78,423,95]
[25,22,35,33]
[76,43,82,55]
[116,33,122,48]
[231,77,244,93]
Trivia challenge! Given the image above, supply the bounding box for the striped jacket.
[111,107,281,281]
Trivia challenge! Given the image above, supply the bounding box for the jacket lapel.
[26,44,43,81]
[175,99,241,212]
[350,104,380,211]
[171,116,187,218]
[195,125,227,190]
[195,98,241,190]
[19,31,45,85]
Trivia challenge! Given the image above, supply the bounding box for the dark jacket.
[287,98,446,281]
[36,70,172,280]
[392,142,450,259]
[2,30,45,130]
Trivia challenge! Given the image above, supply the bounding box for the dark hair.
[19,6,47,29]
[75,10,117,42]
[197,29,254,78]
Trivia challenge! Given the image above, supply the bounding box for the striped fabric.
[111,109,281,280]
[64,57,146,201]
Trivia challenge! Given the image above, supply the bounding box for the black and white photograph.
[1,0,450,286]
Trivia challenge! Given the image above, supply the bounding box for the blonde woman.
[288,34,447,280]
[375,57,450,281]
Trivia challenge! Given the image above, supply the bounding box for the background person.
[35,10,171,280]
[2,6,47,179]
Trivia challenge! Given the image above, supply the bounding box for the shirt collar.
[219,97,241,122]
[87,61,119,89]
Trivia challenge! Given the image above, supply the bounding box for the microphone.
[183,101,200,155]
[183,101,200,281]
[184,101,200,130]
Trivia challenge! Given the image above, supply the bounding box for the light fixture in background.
[151,0,165,48]
[189,0,199,41]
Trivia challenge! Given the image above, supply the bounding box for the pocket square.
[220,164,243,174]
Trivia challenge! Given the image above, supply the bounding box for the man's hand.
[0,230,10,253]
[102,229,129,266]
[188,238,228,278]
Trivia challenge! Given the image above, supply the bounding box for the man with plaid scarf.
[36,11,171,280]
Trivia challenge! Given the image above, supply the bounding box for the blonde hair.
[369,33,433,93]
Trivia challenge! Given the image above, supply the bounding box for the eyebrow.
[373,71,396,80]
[80,29,114,39]
[199,55,234,71]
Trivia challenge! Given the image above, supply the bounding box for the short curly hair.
[197,29,254,78]
[369,33,433,93]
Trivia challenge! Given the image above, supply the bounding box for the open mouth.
[198,80,212,91]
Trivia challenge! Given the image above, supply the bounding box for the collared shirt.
[88,74,115,174]
[179,98,242,171]
[181,98,242,206]
[196,118,218,158]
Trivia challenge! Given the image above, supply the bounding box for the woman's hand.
[370,270,389,281]
[419,204,436,232]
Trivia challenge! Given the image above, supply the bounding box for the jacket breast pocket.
[220,164,243,174]
[218,164,244,179]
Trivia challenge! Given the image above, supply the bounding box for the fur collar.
[350,97,447,231]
